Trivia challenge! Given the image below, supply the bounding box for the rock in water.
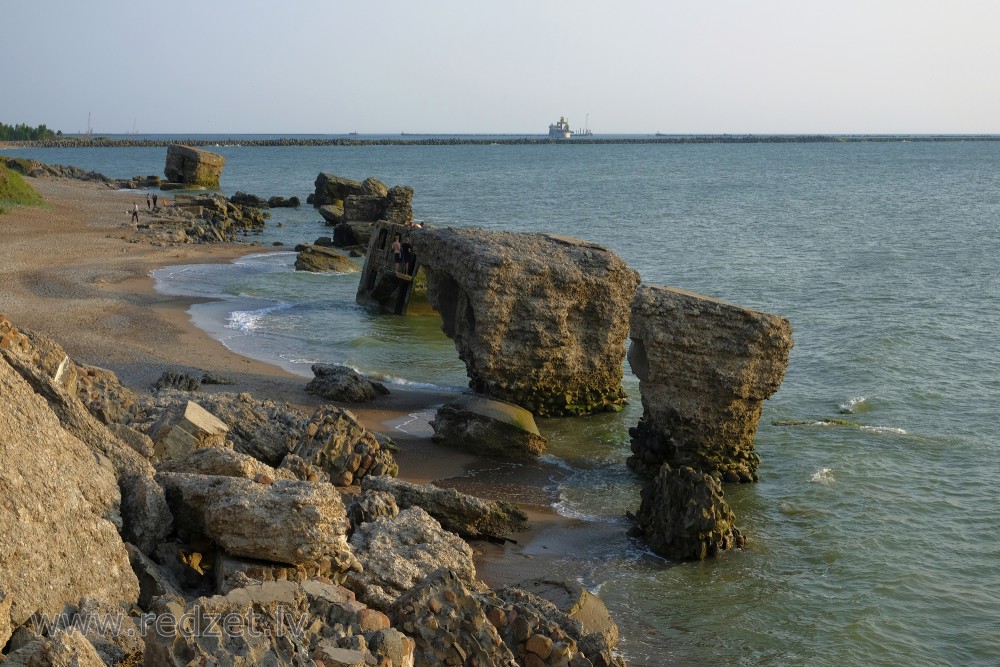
[163,144,225,188]
[634,464,746,561]
[305,363,389,403]
[412,228,641,416]
[627,284,793,482]
[294,244,360,273]
[313,172,364,207]
[431,393,546,457]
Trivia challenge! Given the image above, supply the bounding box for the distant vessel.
[575,114,593,137]
[548,117,573,139]
[655,132,668,137]
[348,131,359,137]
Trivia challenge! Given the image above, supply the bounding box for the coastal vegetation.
[0,121,60,141]
[0,161,43,213]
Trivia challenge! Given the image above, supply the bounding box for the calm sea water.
[6,139,1000,665]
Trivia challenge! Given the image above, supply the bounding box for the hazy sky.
[3,0,999,135]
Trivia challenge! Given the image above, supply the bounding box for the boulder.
[126,544,185,610]
[627,284,793,482]
[305,363,389,403]
[344,194,385,222]
[313,173,364,207]
[389,568,517,667]
[347,507,482,610]
[229,191,268,207]
[2,628,106,667]
[412,228,641,416]
[319,202,345,225]
[481,586,625,667]
[512,579,620,658]
[267,195,300,208]
[361,474,528,539]
[430,393,546,458]
[345,489,400,532]
[75,363,141,426]
[143,390,301,467]
[142,580,410,667]
[147,399,230,462]
[163,144,225,188]
[291,406,398,486]
[360,176,389,198]
[213,552,346,594]
[632,464,746,561]
[294,244,360,273]
[157,473,360,571]
[154,446,294,481]
[0,354,139,633]
[384,185,414,224]
[0,316,172,556]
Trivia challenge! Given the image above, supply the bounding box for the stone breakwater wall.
[6,134,1000,149]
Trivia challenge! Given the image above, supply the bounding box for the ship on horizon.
[548,116,573,139]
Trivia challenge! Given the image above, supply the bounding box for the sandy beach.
[0,175,576,587]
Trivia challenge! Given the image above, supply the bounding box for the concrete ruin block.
[148,400,229,462]
[627,285,793,482]
[430,394,546,458]
[163,144,225,188]
[412,228,641,417]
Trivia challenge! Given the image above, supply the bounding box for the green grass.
[0,161,44,213]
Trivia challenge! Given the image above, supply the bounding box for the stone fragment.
[412,228,640,416]
[633,464,746,560]
[320,202,346,224]
[384,185,413,224]
[163,144,225,188]
[515,579,620,655]
[291,406,398,486]
[346,488,400,532]
[362,474,528,538]
[155,446,294,481]
[294,244,361,273]
[627,284,793,481]
[147,400,229,462]
[360,176,389,198]
[214,552,340,594]
[344,194,385,222]
[390,569,516,667]
[143,580,399,666]
[126,543,185,610]
[431,393,546,458]
[347,507,482,610]
[2,628,105,667]
[158,473,360,570]
[305,363,389,403]
[313,173,364,207]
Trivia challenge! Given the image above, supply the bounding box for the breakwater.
[4,134,1000,148]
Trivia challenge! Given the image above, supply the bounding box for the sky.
[3,0,1000,135]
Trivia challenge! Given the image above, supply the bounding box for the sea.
[5,135,1000,666]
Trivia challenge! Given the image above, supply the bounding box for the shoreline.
[0,175,578,593]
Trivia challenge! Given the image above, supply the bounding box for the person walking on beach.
[146,193,151,209]
[391,233,403,273]
[152,193,158,208]
[130,202,140,225]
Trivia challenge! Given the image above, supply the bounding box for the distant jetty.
[4,134,1000,149]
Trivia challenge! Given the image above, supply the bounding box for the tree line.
[0,122,61,141]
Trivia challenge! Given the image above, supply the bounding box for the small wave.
[391,410,438,437]
[226,301,293,332]
[367,372,464,392]
[860,425,907,435]
[810,468,835,485]
[839,396,869,413]
[538,454,576,473]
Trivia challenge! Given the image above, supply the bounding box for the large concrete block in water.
[163,144,225,188]
[412,228,641,417]
[627,285,793,482]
